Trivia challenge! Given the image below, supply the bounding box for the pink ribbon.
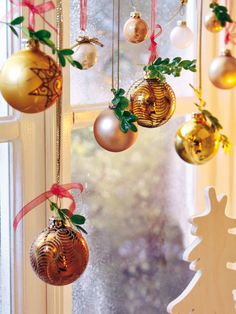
[10,0,57,32]
[148,0,162,64]
[13,183,84,231]
[80,0,88,32]
[224,0,236,45]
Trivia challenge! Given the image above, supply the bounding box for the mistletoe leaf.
[70,214,86,225]
[60,48,74,55]
[34,29,51,39]
[114,108,123,120]
[9,25,19,37]
[76,225,88,234]
[10,16,24,25]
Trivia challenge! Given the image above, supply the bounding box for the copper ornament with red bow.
[14,183,89,286]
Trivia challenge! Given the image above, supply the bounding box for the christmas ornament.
[209,1,232,28]
[204,11,223,33]
[129,57,196,128]
[129,78,176,128]
[170,20,193,49]
[123,11,148,44]
[168,187,236,314]
[0,39,62,113]
[72,36,103,70]
[30,216,89,286]
[13,183,89,286]
[94,88,138,153]
[175,113,220,165]
[208,49,236,89]
[175,85,231,165]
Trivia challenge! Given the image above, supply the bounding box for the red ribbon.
[224,0,236,45]
[10,0,57,32]
[148,0,162,64]
[13,183,84,231]
[80,0,88,32]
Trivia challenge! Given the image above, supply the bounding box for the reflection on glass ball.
[129,78,176,128]
[175,113,220,165]
[170,20,193,49]
[204,11,223,33]
[123,11,148,44]
[73,43,98,70]
[30,217,89,286]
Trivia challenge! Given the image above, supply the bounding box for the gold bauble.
[209,49,236,89]
[30,217,89,286]
[0,40,62,113]
[93,109,138,152]
[175,113,220,165]
[73,42,98,70]
[204,11,223,33]
[129,78,176,128]
[123,11,148,44]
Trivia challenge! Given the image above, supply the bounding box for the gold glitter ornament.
[0,39,62,113]
[209,49,236,89]
[93,109,138,152]
[175,113,220,165]
[123,11,148,44]
[30,217,89,286]
[204,11,223,33]
[129,78,176,128]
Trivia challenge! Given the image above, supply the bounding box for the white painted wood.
[167,187,236,314]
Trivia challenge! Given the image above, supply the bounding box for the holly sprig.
[110,88,138,133]
[210,2,233,27]
[190,84,231,153]
[49,200,87,234]
[2,16,82,69]
[144,57,197,82]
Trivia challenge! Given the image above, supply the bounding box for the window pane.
[71,117,195,314]
[70,0,196,107]
[0,143,12,314]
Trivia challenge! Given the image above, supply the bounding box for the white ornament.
[170,20,193,49]
[167,187,236,314]
[73,42,98,70]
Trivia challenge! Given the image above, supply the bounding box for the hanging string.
[111,0,121,90]
[198,0,203,93]
[56,0,63,185]
[148,0,162,64]
[130,0,136,11]
[80,0,87,32]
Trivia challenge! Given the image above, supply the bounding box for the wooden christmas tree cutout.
[167,187,236,314]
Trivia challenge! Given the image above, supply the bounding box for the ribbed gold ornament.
[30,217,89,286]
[129,78,176,128]
[0,40,62,113]
[175,113,220,165]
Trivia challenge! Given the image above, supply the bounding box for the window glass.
[70,0,196,107]
[71,116,195,313]
[0,143,12,314]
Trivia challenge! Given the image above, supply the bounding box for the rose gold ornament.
[0,39,62,113]
[209,49,236,89]
[30,217,89,286]
[204,11,223,33]
[175,113,220,165]
[93,109,138,152]
[123,11,148,44]
[73,42,98,70]
[129,78,176,128]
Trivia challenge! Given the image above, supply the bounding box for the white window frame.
[0,1,236,313]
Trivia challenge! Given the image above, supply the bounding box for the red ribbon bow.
[10,0,57,32]
[13,183,84,231]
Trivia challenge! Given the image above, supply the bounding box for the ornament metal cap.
[192,112,205,121]
[130,11,141,18]
[49,217,64,229]
[221,49,232,57]
[177,20,187,27]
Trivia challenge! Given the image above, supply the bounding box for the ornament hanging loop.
[71,35,104,49]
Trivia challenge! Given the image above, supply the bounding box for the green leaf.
[116,88,125,96]
[160,58,170,65]
[50,202,58,211]
[112,97,120,106]
[128,122,138,132]
[22,26,31,38]
[10,16,24,25]
[34,30,51,39]
[58,52,66,67]
[70,214,86,225]
[118,96,129,109]
[61,209,70,216]
[71,60,83,69]
[60,49,74,55]
[114,108,123,120]
[120,119,129,133]
[172,57,182,64]
[179,60,193,69]
[9,25,18,37]
[76,225,88,234]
